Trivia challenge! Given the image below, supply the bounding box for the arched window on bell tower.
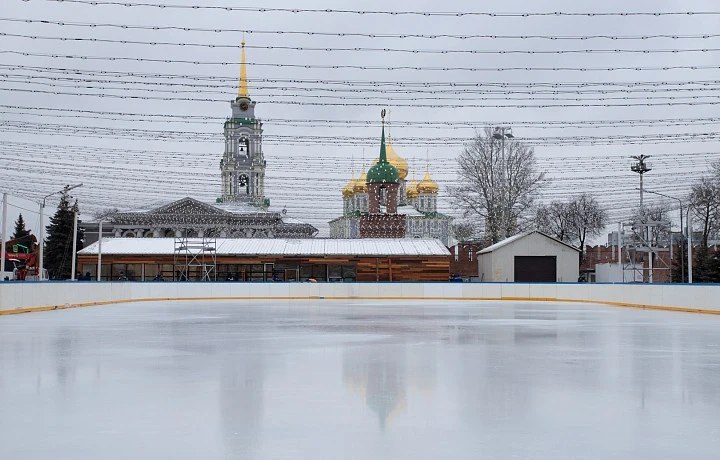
[238,136,250,157]
[238,174,250,195]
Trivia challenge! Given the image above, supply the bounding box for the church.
[329,111,453,246]
[85,42,317,243]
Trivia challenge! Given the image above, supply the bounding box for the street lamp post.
[640,188,685,282]
[38,183,83,280]
[97,220,103,281]
[492,126,514,240]
[1,193,7,279]
[687,206,695,284]
[70,211,78,280]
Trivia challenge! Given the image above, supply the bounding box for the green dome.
[366,122,400,184]
[367,162,399,183]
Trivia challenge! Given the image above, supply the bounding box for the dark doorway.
[514,256,557,282]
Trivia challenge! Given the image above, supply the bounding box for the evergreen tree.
[44,191,84,280]
[709,249,720,282]
[670,241,688,282]
[12,213,32,248]
[692,246,713,283]
[688,245,720,283]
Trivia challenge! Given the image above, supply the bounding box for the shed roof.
[78,238,451,257]
[478,231,581,254]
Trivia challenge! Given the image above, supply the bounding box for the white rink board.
[1,282,719,313]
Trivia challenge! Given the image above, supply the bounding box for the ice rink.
[1,299,719,459]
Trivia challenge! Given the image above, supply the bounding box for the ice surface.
[1,300,719,459]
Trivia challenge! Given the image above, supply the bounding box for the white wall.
[595,263,643,283]
[478,253,493,282]
[1,282,718,314]
[479,232,579,282]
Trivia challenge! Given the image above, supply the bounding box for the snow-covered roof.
[78,238,451,257]
[213,200,273,215]
[478,231,581,254]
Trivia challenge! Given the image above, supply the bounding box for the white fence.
[1,282,718,314]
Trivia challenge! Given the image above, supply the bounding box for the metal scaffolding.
[621,220,671,283]
[173,232,217,281]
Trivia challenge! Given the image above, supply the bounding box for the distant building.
[329,112,453,246]
[583,243,674,283]
[449,241,488,281]
[77,238,451,282]
[477,231,580,282]
[595,263,643,283]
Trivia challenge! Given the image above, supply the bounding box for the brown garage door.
[514,256,557,282]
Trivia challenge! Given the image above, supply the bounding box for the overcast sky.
[1,0,719,240]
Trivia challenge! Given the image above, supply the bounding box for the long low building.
[77,238,451,282]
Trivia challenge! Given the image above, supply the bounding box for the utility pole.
[97,220,103,281]
[630,155,652,282]
[685,205,693,284]
[631,155,651,211]
[71,211,78,280]
[493,126,514,240]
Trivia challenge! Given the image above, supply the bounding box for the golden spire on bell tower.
[238,39,249,98]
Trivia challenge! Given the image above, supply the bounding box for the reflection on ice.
[1,300,719,459]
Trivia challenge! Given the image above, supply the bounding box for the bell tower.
[219,40,267,207]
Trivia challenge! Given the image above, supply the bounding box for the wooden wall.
[355,257,449,282]
[77,254,450,281]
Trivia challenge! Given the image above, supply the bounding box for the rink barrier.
[1,282,719,316]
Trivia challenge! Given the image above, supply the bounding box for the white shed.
[477,231,580,282]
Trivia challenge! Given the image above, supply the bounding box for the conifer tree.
[670,240,688,283]
[12,213,32,248]
[44,190,84,279]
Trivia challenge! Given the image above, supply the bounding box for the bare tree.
[568,193,607,257]
[535,194,607,258]
[535,201,573,242]
[689,176,720,248]
[92,207,119,221]
[452,221,476,243]
[453,127,545,243]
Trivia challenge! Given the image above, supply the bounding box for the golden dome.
[406,178,419,198]
[353,169,368,193]
[386,135,408,180]
[342,173,355,198]
[416,169,439,194]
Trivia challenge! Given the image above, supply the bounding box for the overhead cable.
[2,17,718,41]
[6,32,720,55]
[3,50,719,72]
[35,2,720,18]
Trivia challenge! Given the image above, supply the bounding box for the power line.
[34,2,720,18]
[4,140,718,164]
[7,79,720,103]
[2,17,719,41]
[6,64,720,89]
[3,50,720,73]
[3,123,720,147]
[7,32,720,55]
[7,73,720,97]
[4,86,720,109]
[5,107,720,130]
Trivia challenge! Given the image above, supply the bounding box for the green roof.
[225,117,255,126]
[366,123,399,184]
